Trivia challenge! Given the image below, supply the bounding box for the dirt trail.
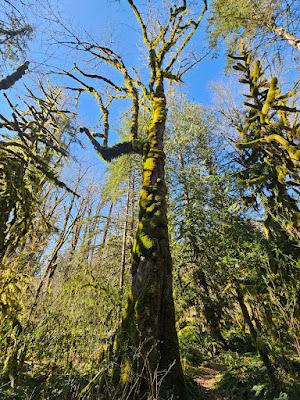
[194,363,222,400]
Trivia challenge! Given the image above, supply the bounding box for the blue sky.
[46,0,226,102]
[28,1,227,184]
[3,0,228,186]
[34,1,226,104]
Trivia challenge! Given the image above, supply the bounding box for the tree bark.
[0,61,29,90]
[270,23,300,51]
[116,92,186,399]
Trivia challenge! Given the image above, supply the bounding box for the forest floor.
[194,362,223,400]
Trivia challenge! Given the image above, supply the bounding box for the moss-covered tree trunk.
[68,4,208,397]
[119,89,185,399]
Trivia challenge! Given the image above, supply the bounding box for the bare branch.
[164,0,207,73]
[74,64,128,93]
[128,0,151,46]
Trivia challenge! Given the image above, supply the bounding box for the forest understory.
[0,0,299,399]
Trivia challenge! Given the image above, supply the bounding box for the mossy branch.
[0,61,29,90]
[128,0,151,46]
[80,127,143,162]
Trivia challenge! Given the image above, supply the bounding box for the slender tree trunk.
[100,201,114,256]
[86,198,105,270]
[270,23,300,51]
[119,178,130,292]
[0,204,10,260]
[117,92,186,399]
[66,199,88,276]
[236,284,276,383]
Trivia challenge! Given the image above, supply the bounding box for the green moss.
[146,97,166,147]
[263,157,273,166]
[275,165,287,184]
[261,77,278,117]
[132,238,139,257]
[246,52,252,65]
[121,291,133,321]
[121,359,131,385]
[250,61,260,81]
[236,138,262,149]
[143,170,152,185]
[140,234,153,250]
[144,157,156,171]
[146,203,157,213]
[152,97,166,121]
[238,176,266,186]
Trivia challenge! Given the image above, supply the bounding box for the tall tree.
[64,1,208,397]
[166,95,228,345]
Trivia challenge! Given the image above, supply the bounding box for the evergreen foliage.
[230,46,299,250]
[209,0,300,54]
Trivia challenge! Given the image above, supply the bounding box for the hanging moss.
[261,77,278,120]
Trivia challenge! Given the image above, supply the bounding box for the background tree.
[208,0,300,53]
[0,85,75,261]
[0,0,33,89]
[229,46,299,252]
[208,0,300,84]
[164,93,300,396]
